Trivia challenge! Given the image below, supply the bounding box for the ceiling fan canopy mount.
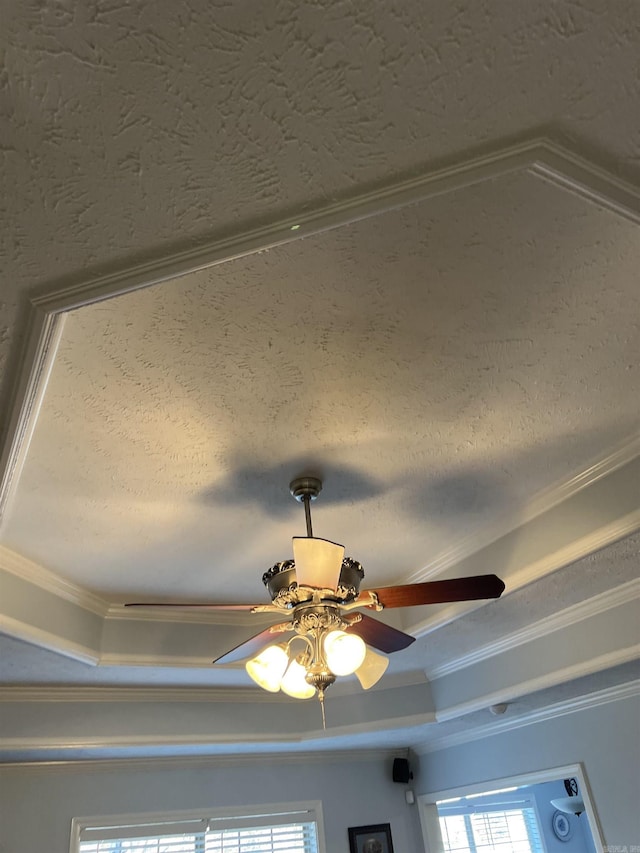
[289,476,323,503]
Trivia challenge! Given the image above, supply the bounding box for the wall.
[528,780,596,853]
[416,695,640,851]
[0,751,424,853]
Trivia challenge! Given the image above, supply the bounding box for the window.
[72,804,322,853]
[437,791,544,853]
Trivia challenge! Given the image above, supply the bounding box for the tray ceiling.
[1,0,638,764]
[2,170,639,599]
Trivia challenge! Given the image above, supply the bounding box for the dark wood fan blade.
[125,602,261,611]
[346,613,415,653]
[364,574,505,609]
[213,623,293,665]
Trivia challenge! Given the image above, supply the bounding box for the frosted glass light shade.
[551,797,585,816]
[281,659,316,699]
[245,645,288,692]
[355,647,389,689]
[324,630,366,676]
[293,537,345,590]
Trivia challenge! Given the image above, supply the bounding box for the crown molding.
[419,679,640,754]
[2,680,635,766]
[95,652,263,668]
[0,614,99,665]
[29,137,588,316]
[0,746,402,772]
[529,141,640,225]
[105,604,266,627]
[0,704,433,755]
[0,685,285,704]
[497,511,640,600]
[0,715,434,758]
[0,311,65,522]
[0,732,309,754]
[0,545,108,616]
[407,434,640,585]
[0,668,429,704]
[30,137,640,315]
[435,645,640,723]
[405,507,640,639]
[429,578,640,680]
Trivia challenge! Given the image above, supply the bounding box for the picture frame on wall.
[348,823,394,853]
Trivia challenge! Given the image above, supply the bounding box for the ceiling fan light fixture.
[355,647,389,689]
[281,657,317,699]
[129,476,505,722]
[292,536,345,591]
[323,629,367,676]
[245,644,288,692]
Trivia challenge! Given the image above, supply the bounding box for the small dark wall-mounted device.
[392,757,413,783]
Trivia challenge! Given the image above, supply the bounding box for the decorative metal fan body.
[127,477,505,712]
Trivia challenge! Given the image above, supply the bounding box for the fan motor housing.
[263,557,365,606]
[293,603,343,634]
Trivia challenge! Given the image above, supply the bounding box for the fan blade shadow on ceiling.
[198,457,383,518]
[402,469,510,524]
[399,422,638,528]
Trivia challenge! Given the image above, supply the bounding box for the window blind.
[77,810,319,853]
[438,796,544,853]
[205,820,318,852]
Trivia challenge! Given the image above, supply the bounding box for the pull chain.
[319,689,326,730]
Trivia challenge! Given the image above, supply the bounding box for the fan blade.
[364,574,505,609]
[346,613,415,653]
[125,602,261,611]
[213,623,293,665]
[293,536,345,590]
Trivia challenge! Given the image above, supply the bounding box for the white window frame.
[437,789,546,853]
[70,800,326,853]
[417,763,605,853]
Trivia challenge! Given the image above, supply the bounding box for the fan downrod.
[290,477,322,538]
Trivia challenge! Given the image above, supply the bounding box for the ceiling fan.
[127,477,505,724]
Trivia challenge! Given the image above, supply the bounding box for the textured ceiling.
[0,0,639,763]
[1,2,640,385]
[3,172,639,597]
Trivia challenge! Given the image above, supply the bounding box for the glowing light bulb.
[245,645,288,692]
[281,658,316,699]
[323,630,366,676]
